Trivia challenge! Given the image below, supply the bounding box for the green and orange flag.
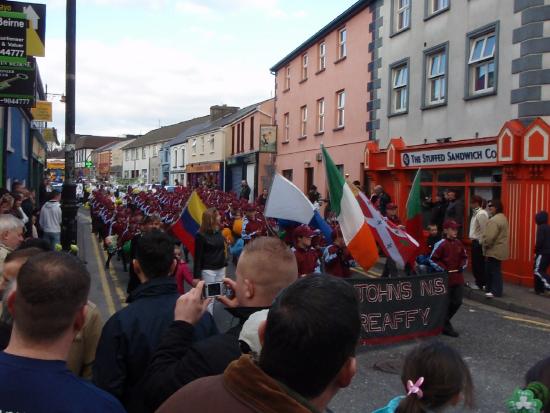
[321,145,379,271]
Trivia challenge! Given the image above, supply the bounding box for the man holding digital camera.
[93,230,217,413]
[142,236,298,411]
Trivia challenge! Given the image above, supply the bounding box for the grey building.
[367,0,550,146]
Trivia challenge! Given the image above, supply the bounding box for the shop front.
[226,151,277,200]
[185,162,223,189]
[364,118,550,287]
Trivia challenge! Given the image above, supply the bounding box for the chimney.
[210,104,239,121]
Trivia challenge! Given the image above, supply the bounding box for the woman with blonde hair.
[193,208,226,313]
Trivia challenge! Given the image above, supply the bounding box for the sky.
[35,0,359,143]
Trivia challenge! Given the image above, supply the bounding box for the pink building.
[270,1,376,197]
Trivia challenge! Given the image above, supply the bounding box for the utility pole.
[61,0,78,250]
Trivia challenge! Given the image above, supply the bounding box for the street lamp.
[60,0,78,251]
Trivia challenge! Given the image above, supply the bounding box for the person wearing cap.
[292,224,321,277]
[323,227,355,278]
[241,204,264,245]
[39,188,62,250]
[428,219,468,337]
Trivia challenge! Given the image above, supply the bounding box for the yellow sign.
[31,101,52,121]
[42,128,57,143]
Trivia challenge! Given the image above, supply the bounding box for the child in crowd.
[429,220,468,337]
[173,241,194,295]
[416,224,442,273]
[292,224,321,277]
[507,355,550,413]
[323,227,356,278]
[373,341,474,413]
[534,211,550,295]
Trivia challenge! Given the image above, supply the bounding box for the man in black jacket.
[534,210,550,294]
[142,236,298,411]
[239,180,251,201]
[93,231,217,413]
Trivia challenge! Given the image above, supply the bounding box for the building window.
[240,121,245,152]
[318,42,326,71]
[466,23,498,98]
[200,137,205,154]
[173,150,177,167]
[423,44,448,107]
[389,59,409,115]
[231,125,235,155]
[192,139,197,155]
[284,112,290,141]
[153,145,158,157]
[300,106,308,138]
[426,0,449,17]
[142,147,146,159]
[336,90,345,128]
[209,135,215,152]
[302,53,308,80]
[286,66,291,89]
[21,118,27,160]
[180,148,185,166]
[393,0,411,34]
[338,28,347,59]
[250,116,254,150]
[282,169,293,182]
[317,99,325,133]
[125,150,129,161]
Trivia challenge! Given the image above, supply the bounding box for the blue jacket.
[372,396,404,412]
[93,276,217,413]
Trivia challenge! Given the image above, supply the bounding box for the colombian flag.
[171,191,207,256]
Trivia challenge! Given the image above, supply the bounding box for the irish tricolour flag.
[405,168,425,258]
[322,146,379,271]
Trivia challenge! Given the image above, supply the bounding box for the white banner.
[401,144,497,167]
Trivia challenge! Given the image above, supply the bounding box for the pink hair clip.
[407,377,425,399]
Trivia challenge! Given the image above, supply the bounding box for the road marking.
[503,315,550,329]
[100,247,127,305]
[91,233,117,316]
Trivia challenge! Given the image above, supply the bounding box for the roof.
[122,115,211,150]
[167,119,213,147]
[168,100,270,147]
[270,0,372,72]
[75,135,123,150]
[93,137,136,153]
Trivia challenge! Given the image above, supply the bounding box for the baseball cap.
[443,220,460,230]
[238,309,269,356]
[294,224,316,238]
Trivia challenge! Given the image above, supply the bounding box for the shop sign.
[31,100,52,121]
[0,58,35,107]
[0,2,47,57]
[259,125,277,153]
[186,162,221,173]
[401,144,497,168]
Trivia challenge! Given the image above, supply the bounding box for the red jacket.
[323,245,355,277]
[429,238,468,287]
[292,246,321,276]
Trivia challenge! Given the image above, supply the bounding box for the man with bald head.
[142,236,298,411]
